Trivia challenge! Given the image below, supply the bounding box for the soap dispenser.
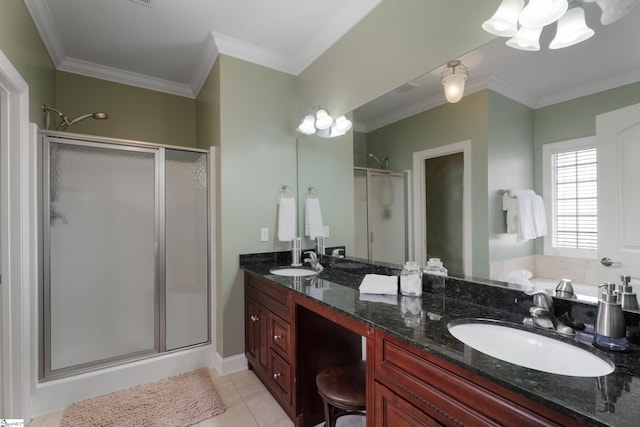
[593,283,628,351]
[618,275,639,311]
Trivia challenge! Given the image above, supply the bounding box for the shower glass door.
[45,139,158,374]
[165,149,208,350]
[43,135,210,380]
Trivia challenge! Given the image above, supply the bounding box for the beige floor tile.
[27,409,63,427]
[245,390,289,427]
[232,371,269,401]
[266,419,295,427]
[214,382,244,408]
[199,403,259,427]
[336,414,366,427]
[208,367,233,387]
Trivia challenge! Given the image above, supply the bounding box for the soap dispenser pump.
[593,282,628,351]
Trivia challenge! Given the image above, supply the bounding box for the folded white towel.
[359,274,398,295]
[277,196,296,241]
[515,192,537,241]
[305,197,324,239]
[359,293,398,305]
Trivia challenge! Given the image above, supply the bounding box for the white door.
[597,102,640,283]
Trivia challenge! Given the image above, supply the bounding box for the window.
[542,137,597,258]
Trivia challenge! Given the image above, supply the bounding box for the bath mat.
[60,368,225,427]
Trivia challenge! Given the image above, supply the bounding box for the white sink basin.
[269,267,319,277]
[448,320,615,377]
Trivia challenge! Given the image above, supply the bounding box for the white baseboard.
[214,352,247,376]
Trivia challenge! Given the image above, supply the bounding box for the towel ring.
[277,184,295,202]
[306,186,319,199]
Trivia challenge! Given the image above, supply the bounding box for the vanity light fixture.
[296,107,352,138]
[441,60,469,104]
[483,0,638,51]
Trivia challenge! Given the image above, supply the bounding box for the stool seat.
[316,361,366,427]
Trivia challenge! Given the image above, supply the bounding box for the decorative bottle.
[400,261,423,297]
[424,258,447,293]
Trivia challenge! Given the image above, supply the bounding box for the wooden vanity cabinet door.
[245,297,269,376]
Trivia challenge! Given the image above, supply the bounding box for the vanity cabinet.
[245,273,294,416]
[372,331,579,427]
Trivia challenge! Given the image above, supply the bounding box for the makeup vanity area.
[241,252,640,427]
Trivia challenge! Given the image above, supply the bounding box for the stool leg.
[322,400,336,427]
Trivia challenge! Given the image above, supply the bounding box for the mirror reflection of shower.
[42,104,109,131]
[368,152,389,169]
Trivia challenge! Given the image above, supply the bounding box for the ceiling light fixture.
[441,60,469,104]
[482,0,638,51]
[297,107,352,138]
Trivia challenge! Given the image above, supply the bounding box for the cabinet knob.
[250,315,259,322]
[273,334,283,340]
[273,372,281,379]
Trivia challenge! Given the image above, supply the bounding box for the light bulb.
[482,0,524,37]
[315,109,334,130]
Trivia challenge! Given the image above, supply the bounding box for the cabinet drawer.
[270,313,291,360]
[377,335,569,427]
[270,352,292,405]
[246,273,291,320]
[374,381,442,427]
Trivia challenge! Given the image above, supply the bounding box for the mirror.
[297,4,640,308]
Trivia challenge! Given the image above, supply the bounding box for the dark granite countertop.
[240,252,640,427]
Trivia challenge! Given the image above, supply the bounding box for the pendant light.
[482,0,525,37]
[506,26,544,51]
[441,60,468,103]
[483,0,637,50]
[519,0,568,28]
[549,7,594,49]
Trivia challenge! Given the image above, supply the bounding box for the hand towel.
[305,197,324,239]
[515,192,537,242]
[277,196,296,241]
[532,195,547,237]
[358,274,398,295]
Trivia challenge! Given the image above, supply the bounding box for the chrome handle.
[601,257,621,267]
[273,334,283,340]
[273,373,281,379]
[250,315,259,322]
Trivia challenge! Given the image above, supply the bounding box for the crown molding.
[213,32,298,75]
[190,32,220,97]
[58,58,195,98]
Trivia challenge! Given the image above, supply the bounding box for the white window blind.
[553,148,597,250]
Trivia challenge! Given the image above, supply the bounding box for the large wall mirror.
[297,4,640,309]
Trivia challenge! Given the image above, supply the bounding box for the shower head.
[42,104,109,131]
[368,153,389,169]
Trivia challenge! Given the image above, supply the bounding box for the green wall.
[0,0,55,127]
[202,55,297,358]
[487,91,535,264]
[55,72,196,146]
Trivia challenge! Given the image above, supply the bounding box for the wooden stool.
[315,361,366,427]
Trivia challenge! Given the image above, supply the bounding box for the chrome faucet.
[304,251,324,272]
[522,290,574,336]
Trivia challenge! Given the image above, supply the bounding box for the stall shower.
[354,167,408,265]
[40,132,210,382]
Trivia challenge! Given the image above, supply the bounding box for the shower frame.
[38,130,211,381]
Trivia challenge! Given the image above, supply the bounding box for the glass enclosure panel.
[48,141,157,371]
[165,150,208,350]
[353,170,368,259]
[368,172,407,265]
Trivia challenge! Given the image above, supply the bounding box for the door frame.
[0,49,33,419]
[412,140,472,275]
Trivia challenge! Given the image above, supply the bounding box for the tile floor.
[27,368,366,427]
